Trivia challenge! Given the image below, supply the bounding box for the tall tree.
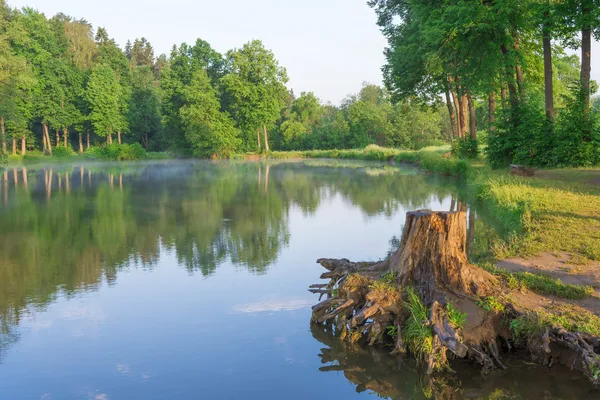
[129,66,161,149]
[179,70,240,158]
[221,40,289,152]
[86,64,121,142]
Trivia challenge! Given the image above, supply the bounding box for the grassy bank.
[5,149,170,165]
[256,145,600,264]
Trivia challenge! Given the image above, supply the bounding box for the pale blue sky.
[8,0,600,104]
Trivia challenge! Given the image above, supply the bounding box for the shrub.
[451,137,479,159]
[85,143,147,161]
[53,145,76,157]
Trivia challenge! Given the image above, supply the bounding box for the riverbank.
[251,146,600,266]
[4,150,170,165]
[294,146,600,383]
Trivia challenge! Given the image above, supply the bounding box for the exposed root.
[308,210,600,386]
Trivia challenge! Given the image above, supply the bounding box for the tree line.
[0,1,456,160]
[369,0,600,167]
[0,1,598,165]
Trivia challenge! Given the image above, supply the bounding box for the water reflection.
[0,160,514,398]
[311,324,597,399]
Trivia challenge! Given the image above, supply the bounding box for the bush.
[451,137,479,159]
[53,145,76,157]
[0,151,6,167]
[85,143,147,161]
[487,89,600,169]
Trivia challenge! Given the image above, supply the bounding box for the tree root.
[308,210,600,386]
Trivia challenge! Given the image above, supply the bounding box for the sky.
[7,0,600,104]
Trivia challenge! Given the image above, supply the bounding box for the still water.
[0,160,596,399]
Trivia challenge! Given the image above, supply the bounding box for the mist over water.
[0,160,595,399]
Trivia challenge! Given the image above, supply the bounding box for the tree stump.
[309,209,600,383]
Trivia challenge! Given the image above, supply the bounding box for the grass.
[477,296,506,313]
[446,302,467,329]
[7,150,171,164]
[402,287,434,363]
[475,172,600,262]
[481,262,594,299]
[511,303,600,340]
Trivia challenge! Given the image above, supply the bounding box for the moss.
[367,280,402,309]
[343,274,372,292]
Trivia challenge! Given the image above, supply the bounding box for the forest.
[0,0,599,167]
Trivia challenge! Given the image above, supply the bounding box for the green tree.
[129,66,161,149]
[221,40,289,152]
[179,70,240,158]
[86,64,121,142]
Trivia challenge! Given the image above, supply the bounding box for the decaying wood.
[308,209,600,386]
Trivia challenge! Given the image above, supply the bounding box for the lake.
[0,160,596,399]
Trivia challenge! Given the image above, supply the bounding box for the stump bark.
[309,209,600,384]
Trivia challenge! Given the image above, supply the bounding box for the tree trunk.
[0,116,5,154]
[11,138,15,155]
[43,123,53,156]
[500,85,508,107]
[56,130,59,147]
[42,129,47,153]
[459,91,469,138]
[263,124,270,152]
[449,77,462,137]
[467,93,477,140]
[514,40,526,99]
[117,131,121,145]
[500,44,519,111]
[78,133,83,154]
[581,27,591,113]
[87,133,90,149]
[444,89,458,138]
[63,128,68,148]
[489,91,496,132]
[543,14,555,121]
[310,211,498,372]
[256,128,261,152]
[108,133,112,144]
[20,135,26,155]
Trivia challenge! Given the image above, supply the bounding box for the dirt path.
[497,252,600,314]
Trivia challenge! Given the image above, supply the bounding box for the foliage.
[446,302,466,329]
[52,144,75,157]
[86,63,123,139]
[386,325,399,338]
[85,143,147,160]
[477,296,505,313]
[379,271,398,285]
[221,40,289,151]
[180,70,240,158]
[451,138,479,159]
[402,287,433,363]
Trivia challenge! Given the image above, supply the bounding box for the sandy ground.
[497,253,600,314]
